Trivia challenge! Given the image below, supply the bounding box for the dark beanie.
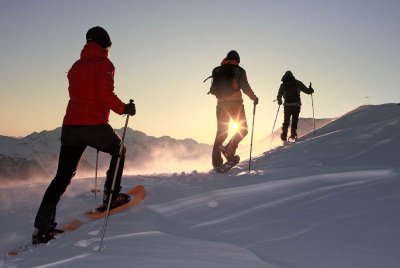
[86,26,112,49]
[226,50,240,63]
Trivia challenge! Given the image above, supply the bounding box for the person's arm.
[96,60,125,115]
[297,80,314,95]
[277,84,283,105]
[238,68,257,102]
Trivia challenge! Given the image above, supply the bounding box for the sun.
[229,121,239,132]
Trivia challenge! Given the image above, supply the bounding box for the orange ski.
[62,184,145,230]
[85,184,145,219]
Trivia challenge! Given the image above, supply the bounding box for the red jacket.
[63,43,125,125]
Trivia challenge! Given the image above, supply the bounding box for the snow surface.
[1,104,400,268]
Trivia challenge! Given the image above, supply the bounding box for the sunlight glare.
[229,121,239,132]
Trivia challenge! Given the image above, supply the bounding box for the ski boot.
[95,193,131,213]
[220,145,236,162]
[218,145,240,172]
[289,130,297,142]
[32,222,64,245]
[217,155,240,173]
[212,164,223,173]
[280,132,287,142]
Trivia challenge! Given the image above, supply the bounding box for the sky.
[1,0,399,144]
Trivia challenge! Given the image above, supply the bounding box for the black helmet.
[86,26,112,49]
[226,50,240,63]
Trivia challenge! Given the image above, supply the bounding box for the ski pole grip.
[129,99,134,104]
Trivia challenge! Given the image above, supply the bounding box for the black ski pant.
[282,106,301,135]
[212,101,248,168]
[34,124,125,232]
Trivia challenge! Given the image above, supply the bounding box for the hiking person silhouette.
[276,71,314,141]
[207,50,258,171]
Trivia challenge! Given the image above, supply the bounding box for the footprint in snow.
[207,201,218,208]
[88,230,99,236]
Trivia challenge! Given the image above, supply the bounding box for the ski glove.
[309,82,314,94]
[277,99,282,105]
[253,97,259,105]
[124,102,136,116]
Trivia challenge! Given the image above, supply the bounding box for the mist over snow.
[1,103,400,268]
[0,116,331,185]
[0,128,212,185]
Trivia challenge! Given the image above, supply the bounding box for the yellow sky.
[1,1,399,144]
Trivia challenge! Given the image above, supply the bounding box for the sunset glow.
[0,1,398,145]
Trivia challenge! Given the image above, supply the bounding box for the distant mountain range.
[0,128,212,183]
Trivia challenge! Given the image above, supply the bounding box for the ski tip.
[86,185,146,220]
[129,184,145,198]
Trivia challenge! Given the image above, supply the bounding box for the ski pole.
[311,94,315,134]
[98,99,133,251]
[271,104,281,136]
[248,102,256,173]
[94,150,99,198]
[310,83,315,134]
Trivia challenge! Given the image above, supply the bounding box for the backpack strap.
[203,75,213,94]
[203,75,213,83]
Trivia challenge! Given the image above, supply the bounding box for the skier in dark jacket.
[209,50,258,171]
[277,71,314,141]
[32,26,136,245]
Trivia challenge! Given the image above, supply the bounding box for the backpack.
[205,64,239,98]
[282,80,300,103]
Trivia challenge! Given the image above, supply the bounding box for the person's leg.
[84,124,125,204]
[290,106,301,138]
[212,103,229,168]
[281,106,291,141]
[34,144,85,233]
[226,103,248,156]
[102,141,126,203]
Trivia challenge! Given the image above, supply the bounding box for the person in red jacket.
[32,26,136,245]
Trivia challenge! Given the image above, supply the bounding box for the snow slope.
[1,104,399,268]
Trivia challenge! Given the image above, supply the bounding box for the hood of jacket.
[281,71,295,82]
[80,42,108,60]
